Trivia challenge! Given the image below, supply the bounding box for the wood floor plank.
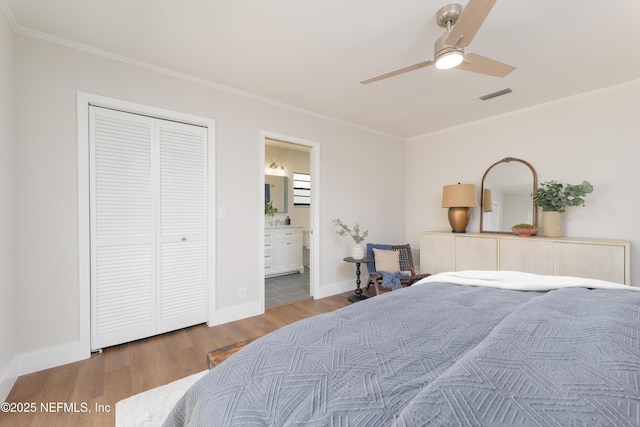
[1,290,366,426]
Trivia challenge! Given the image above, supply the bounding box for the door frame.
[260,131,320,304]
[78,92,216,353]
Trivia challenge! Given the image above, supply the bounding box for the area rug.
[115,370,207,426]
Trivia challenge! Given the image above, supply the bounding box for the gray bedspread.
[164,282,640,426]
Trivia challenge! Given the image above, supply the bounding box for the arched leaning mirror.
[480,157,537,233]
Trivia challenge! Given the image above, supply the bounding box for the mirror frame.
[480,157,537,234]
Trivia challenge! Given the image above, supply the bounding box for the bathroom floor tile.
[265,268,310,308]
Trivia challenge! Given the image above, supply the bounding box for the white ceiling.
[4,0,640,139]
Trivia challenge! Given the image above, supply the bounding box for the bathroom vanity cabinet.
[265,227,304,277]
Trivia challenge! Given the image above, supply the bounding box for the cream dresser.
[420,231,631,285]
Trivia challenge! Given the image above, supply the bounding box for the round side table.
[343,256,373,303]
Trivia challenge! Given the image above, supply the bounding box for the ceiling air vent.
[479,88,512,101]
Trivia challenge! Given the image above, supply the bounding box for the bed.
[164,271,640,426]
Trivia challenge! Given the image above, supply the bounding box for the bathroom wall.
[265,143,311,229]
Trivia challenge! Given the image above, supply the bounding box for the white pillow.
[372,248,400,273]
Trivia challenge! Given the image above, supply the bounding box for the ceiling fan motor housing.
[436,3,462,28]
[434,32,464,69]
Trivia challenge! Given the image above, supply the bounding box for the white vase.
[351,243,364,260]
[542,211,563,237]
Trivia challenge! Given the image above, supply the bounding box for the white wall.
[406,81,640,285]
[0,9,17,399]
[9,33,407,376]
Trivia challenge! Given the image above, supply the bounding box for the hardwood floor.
[1,290,372,427]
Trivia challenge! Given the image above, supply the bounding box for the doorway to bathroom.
[262,132,318,308]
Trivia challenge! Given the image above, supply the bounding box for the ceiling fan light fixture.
[360,0,514,84]
[434,48,464,70]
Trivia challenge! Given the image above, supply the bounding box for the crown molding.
[0,0,18,30]
[0,0,404,142]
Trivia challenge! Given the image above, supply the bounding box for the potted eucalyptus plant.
[532,180,593,237]
[333,218,368,259]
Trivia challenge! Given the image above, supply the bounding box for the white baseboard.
[12,341,90,379]
[207,281,354,328]
[208,300,264,327]
[0,358,17,402]
[0,376,16,403]
[314,280,355,299]
[0,341,91,401]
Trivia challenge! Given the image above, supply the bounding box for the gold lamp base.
[447,207,471,233]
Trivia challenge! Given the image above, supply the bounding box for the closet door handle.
[182,237,187,242]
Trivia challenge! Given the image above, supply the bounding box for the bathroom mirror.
[265,175,288,213]
[480,157,537,233]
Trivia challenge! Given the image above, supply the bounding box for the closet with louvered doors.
[89,106,209,351]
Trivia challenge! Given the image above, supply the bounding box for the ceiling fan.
[361,0,515,84]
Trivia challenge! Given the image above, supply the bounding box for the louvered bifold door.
[89,107,208,351]
[156,119,207,333]
[90,107,156,350]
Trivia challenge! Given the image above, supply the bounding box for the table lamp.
[483,188,493,212]
[442,183,478,233]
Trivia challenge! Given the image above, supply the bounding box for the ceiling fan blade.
[456,52,515,77]
[445,0,497,47]
[360,59,434,84]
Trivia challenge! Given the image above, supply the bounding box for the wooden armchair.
[365,243,430,296]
